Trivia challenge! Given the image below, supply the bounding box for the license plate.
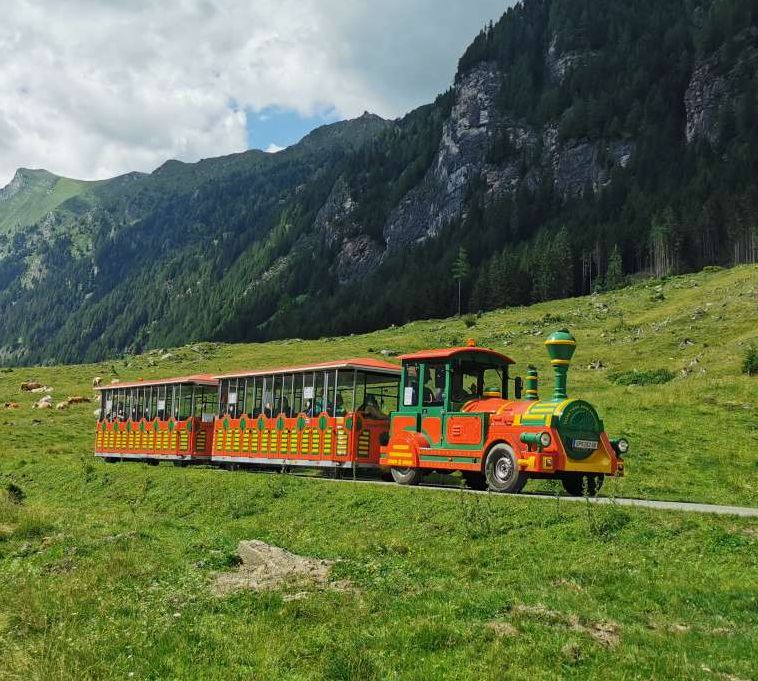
[573,439,598,450]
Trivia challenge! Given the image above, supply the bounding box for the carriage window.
[155,385,166,420]
[136,388,146,420]
[242,378,255,417]
[336,370,356,416]
[402,363,420,407]
[177,386,193,420]
[261,376,275,418]
[324,371,337,417]
[281,374,293,416]
[271,375,283,416]
[123,389,132,421]
[357,372,398,419]
[193,386,216,420]
[292,374,304,415]
[102,390,110,421]
[313,372,325,416]
[303,373,316,416]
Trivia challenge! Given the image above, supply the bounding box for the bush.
[463,314,477,329]
[610,369,675,386]
[6,483,25,505]
[743,346,758,376]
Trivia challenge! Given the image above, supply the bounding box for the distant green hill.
[0,168,99,235]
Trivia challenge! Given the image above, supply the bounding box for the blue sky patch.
[247,107,342,152]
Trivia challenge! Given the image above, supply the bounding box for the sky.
[0,0,513,187]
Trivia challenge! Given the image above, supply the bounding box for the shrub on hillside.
[609,369,675,386]
[743,346,758,376]
[6,483,25,504]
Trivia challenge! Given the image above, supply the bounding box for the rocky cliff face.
[314,175,383,284]
[685,29,758,144]
[380,49,633,256]
[383,63,501,250]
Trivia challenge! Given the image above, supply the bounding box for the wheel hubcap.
[493,454,514,483]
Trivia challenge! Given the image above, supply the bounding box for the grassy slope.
[0,170,98,235]
[0,266,756,680]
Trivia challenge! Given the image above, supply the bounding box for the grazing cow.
[21,381,43,391]
[55,402,68,410]
[66,396,91,404]
[110,379,120,385]
[34,400,52,410]
[92,377,102,388]
[3,402,20,409]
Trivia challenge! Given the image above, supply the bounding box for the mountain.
[1,0,757,366]
[0,169,99,235]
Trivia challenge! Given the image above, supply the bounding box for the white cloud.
[265,143,285,154]
[0,0,511,186]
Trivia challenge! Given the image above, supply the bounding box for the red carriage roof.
[95,374,218,390]
[215,357,400,380]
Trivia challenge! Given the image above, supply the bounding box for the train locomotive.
[93,330,628,496]
[381,330,627,495]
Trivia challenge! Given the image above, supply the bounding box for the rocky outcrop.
[685,59,729,144]
[315,176,382,283]
[0,170,25,203]
[685,29,758,145]
[383,63,501,250]
[382,55,635,252]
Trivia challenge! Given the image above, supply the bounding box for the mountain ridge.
[1,0,757,366]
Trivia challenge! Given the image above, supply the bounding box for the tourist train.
[94,331,628,496]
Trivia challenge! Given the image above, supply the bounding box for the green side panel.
[420,455,481,464]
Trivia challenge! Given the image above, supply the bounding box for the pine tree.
[451,247,471,316]
[605,245,625,290]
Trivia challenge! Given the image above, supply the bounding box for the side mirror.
[514,377,523,400]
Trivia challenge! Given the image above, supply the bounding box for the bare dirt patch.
[212,540,352,598]
[512,603,620,648]
[486,621,519,637]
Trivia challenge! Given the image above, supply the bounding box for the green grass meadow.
[0,265,756,679]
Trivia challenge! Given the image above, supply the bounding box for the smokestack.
[524,365,539,400]
[545,330,576,401]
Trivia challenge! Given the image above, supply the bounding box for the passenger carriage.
[211,359,400,470]
[94,375,218,464]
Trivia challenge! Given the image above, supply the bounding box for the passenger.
[361,395,387,420]
[334,394,346,417]
[281,396,291,417]
[263,401,274,419]
[423,366,445,405]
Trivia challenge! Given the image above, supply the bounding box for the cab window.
[402,363,420,407]
[422,363,446,407]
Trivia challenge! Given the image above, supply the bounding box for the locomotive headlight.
[521,431,552,449]
[611,438,629,455]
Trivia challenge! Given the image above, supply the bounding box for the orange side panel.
[446,415,483,446]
